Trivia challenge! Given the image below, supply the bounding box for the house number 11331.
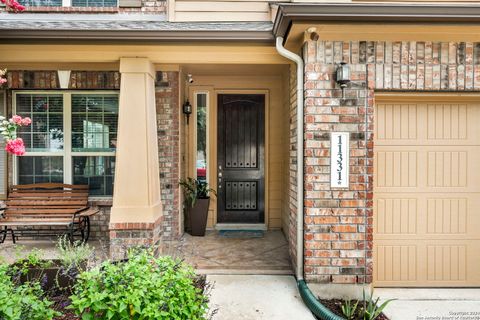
[330,132,350,188]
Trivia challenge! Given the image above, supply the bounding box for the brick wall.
[288,64,298,274]
[7,70,120,89]
[302,40,480,284]
[155,71,181,240]
[109,217,163,259]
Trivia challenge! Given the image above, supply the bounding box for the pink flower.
[12,2,25,10]
[3,0,25,11]
[0,78,6,85]
[5,138,26,156]
[20,117,32,126]
[10,115,22,125]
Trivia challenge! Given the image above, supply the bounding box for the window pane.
[71,94,118,152]
[18,0,62,6]
[73,156,115,196]
[196,93,207,183]
[71,0,117,6]
[16,94,64,152]
[18,156,64,184]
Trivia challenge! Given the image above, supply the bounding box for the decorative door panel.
[217,94,265,223]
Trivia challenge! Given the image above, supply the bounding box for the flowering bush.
[0,115,31,156]
[0,0,25,11]
[0,69,7,86]
[0,264,60,320]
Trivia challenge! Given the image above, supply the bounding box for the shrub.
[57,236,93,271]
[0,264,59,320]
[70,249,209,320]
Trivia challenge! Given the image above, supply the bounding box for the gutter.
[275,36,343,320]
[0,30,274,42]
[273,3,480,38]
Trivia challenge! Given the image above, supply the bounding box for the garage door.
[374,95,480,287]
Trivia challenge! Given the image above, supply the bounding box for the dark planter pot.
[187,198,210,236]
[11,259,86,295]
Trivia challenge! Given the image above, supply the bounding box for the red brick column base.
[109,216,163,260]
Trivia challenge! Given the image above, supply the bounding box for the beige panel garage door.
[374,95,480,287]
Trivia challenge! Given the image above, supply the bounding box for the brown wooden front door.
[217,94,265,223]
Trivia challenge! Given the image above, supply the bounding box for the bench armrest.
[72,207,99,220]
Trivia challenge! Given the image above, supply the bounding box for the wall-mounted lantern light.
[335,62,351,99]
[183,100,192,125]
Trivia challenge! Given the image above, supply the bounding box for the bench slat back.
[4,183,89,219]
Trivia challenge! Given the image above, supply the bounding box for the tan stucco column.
[110,58,162,224]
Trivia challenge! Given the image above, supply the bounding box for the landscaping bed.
[318,299,390,320]
[0,238,211,320]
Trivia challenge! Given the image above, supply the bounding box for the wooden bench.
[0,183,99,244]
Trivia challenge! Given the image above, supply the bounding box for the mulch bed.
[317,299,389,320]
[51,296,79,320]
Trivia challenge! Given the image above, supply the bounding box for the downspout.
[275,37,344,320]
[275,36,304,282]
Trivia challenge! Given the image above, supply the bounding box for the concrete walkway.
[377,288,480,320]
[207,275,315,320]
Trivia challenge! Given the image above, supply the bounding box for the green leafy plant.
[12,249,52,279]
[179,177,217,208]
[362,288,395,320]
[341,299,359,320]
[70,249,209,320]
[0,264,60,320]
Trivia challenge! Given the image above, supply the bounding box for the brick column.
[301,39,480,285]
[303,40,371,284]
[109,58,163,259]
[155,71,181,240]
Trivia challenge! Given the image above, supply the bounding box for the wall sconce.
[183,100,192,125]
[335,62,351,99]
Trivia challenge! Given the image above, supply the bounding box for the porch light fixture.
[57,70,71,89]
[183,100,192,125]
[335,62,351,99]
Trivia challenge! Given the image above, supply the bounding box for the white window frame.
[63,0,119,7]
[0,90,7,200]
[18,0,119,8]
[193,91,209,184]
[12,90,119,199]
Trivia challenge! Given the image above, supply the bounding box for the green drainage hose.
[297,280,345,320]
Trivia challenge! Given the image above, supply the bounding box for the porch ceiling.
[0,44,289,65]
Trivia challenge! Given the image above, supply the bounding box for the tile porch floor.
[160,230,293,275]
[0,230,293,275]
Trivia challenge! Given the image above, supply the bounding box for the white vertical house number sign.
[330,132,350,188]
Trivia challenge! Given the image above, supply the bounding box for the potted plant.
[179,178,216,236]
